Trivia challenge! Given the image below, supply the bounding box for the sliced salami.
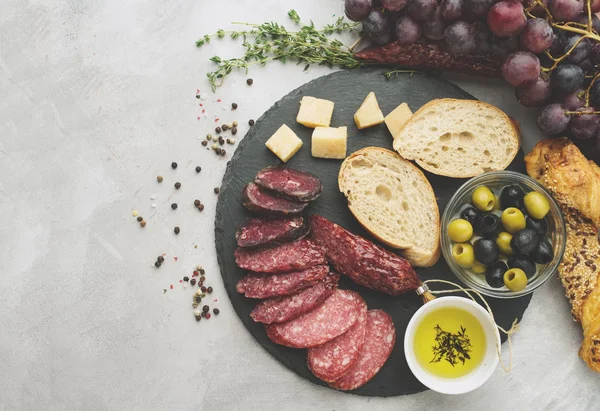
[329,310,396,391]
[242,183,308,216]
[236,265,330,299]
[255,166,323,202]
[234,238,326,273]
[310,214,421,296]
[235,217,309,248]
[265,289,361,348]
[250,273,340,324]
[307,300,368,382]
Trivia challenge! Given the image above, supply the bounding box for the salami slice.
[329,310,396,391]
[307,300,368,382]
[236,217,309,248]
[255,166,323,202]
[234,238,326,273]
[242,183,308,216]
[310,214,421,296]
[250,273,340,324]
[265,289,361,348]
[236,265,330,299]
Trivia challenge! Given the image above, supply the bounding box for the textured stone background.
[1,0,599,409]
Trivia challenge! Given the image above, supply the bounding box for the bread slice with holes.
[338,147,440,267]
[392,99,521,178]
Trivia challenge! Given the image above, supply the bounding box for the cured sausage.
[329,310,396,391]
[265,290,362,348]
[255,166,323,202]
[250,273,340,324]
[242,183,308,216]
[234,238,326,273]
[236,265,330,299]
[309,214,421,296]
[236,217,309,248]
[307,298,368,382]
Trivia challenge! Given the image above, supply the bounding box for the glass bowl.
[441,171,566,299]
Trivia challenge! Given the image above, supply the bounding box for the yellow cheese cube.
[296,96,335,128]
[385,102,413,140]
[354,92,384,129]
[311,126,348,160]
[265,124,303,162]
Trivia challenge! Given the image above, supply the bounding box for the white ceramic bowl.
[404,296,501,395]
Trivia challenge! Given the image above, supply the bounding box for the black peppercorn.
[222,124,228,131]
[174,226,180,234]
[157,175,163,183]
[202,305,209,313]
[214,187,220,194]
[201,312,207,318]
[183,276,189,282]
[198,204,205,211]
[231,127,237,135]
[174,182,181,189]
[194,199,200,207]
[171,162,177,169]
[157,256,164,263]
[200,275,206,282]
[218,137,224,145]
[220,150,226,156]
[137,216,143,222]
[201,140,208,147]
[207,286,213,294]
[201,286,207,292]
[171,203,178,210]
[231,102,238,109]
[190,278,197,286]
[213,308,220,315]
[248,119,255,126]
[247,78,253,85]
[195,166,201,173]
[215,126,221,134]
[154,261,161,267]
[140,220,147,227]
[199,269,205,275]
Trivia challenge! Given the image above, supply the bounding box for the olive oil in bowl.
[414,307,486,379]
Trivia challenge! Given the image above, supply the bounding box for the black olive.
[526,217,548,236]
[474,238,500,265]
[532,239,554,264]
[510,228,541,255]
[486,261,508,288]
[476,213,502,238]
[500,184,525,210]
[508,255,537,278]
[460,206,481,226]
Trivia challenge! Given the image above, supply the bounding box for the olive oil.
[414,308,486,378]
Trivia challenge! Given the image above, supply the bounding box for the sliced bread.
[392,99,521,178]
[338,147,440,267]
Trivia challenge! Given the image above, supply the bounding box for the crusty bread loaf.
[393,99,521,178]
[338,147,440,267]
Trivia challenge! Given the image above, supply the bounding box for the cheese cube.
[311,126,348,160]
[385,103,413,140]
[265,124,303,162]
[354,92,384,129]
[296,96,335,128]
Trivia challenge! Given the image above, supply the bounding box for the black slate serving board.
[215,67,532,397]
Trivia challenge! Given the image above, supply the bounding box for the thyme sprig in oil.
[430,324,473,367]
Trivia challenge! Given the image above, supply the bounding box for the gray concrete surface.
[1,0,599,410]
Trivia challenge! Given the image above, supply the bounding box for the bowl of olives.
[441,171,566,299]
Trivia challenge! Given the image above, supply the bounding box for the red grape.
[549,30,565,56]
[440,0,464,21]
[523,0,549,17]
[502,52,541,86]
[563,35,592,64]
[591,81,600,106]
[560,88,586,110]
[590,43,600,64]
[445,21,478,55]
[550,64,585,94]
[364,10,393,44]
[408,0,438,22]
[575,13,600,34]
[396,16,422,44]
[464,0,495,20]
[548,0,584,22]
[519,18,554,54]
[382,0,409,11]
[345,0,373,21]
[491,35,520,58]
[487,2,527,38]
[578,59,594,74]
[515,77,552,106]
[593,0,600,13]
[475,26,492,54]
[537,104,571,134]
[569,107,600,140]
[423,8,446,41]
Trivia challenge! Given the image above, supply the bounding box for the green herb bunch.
[430,324,472,367]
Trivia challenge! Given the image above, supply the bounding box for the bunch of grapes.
[345,0,600,161]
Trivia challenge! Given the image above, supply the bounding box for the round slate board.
[215,67,532,397]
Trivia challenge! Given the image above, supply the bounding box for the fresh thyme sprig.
[196,10,362,91]
[430,324,472,367]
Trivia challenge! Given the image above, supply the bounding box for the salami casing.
[236,217,309,248]
[236,265,330,299]
[242,183,308,216]
[234,238,326,273]
[255,166,323,202]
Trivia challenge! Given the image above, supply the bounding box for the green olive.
[452,243,475,267]
[472,186,496,212]
[448,219,474,243]
[492,194,501,211]
[503,268,528,292]
[524,192,550,219]
[496,231,514,256]
[501,207,526,234]
[472,261,486,274]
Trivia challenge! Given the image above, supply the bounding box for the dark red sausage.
[309,214,421,296]
[235,238,326,273]
[242,183,308,216]
[255,166,323,202]
[250,273,340,324]
[236,265,330,299]
[236,217,309,248]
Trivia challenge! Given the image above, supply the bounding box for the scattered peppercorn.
[213,308,220,315]
[222,124,228,131]
[226,138,234,144]
[247,78,253,85]
[199,276,206,283]
[174,226,180,234]
[194,199,200,206]
[201,141,208,147]
[232,121,238,127]
[218,137,225,145]
[157,256,164,263]
[174,182,181,189]
[221,149,226,156]
[206,134,213,141]
[193,270,199,276]
[201,311,207,318]
[231,102,238,110]
[183,276,189,282]
[155,261,161,268]
[215,127,222,134]
[195,290,202,296]
[248,119,255,126]
[201,293,206,298]
[231,127,238,135]
[196,95,201,99]
[214,187,220,194]
[137,216,143,222]
[205,313,211,319]
[202,305,209,313]
[171,203,178,210]
[201,286,207,292]
[140,220,147,227]
[157,175,163,183]
[171,162,178,169]
[207,286,213,294]
[190,278,197,286]
[192,302,198,308]
[198,204,205,211]
[195,166,202,173]
[199,269,205,275]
